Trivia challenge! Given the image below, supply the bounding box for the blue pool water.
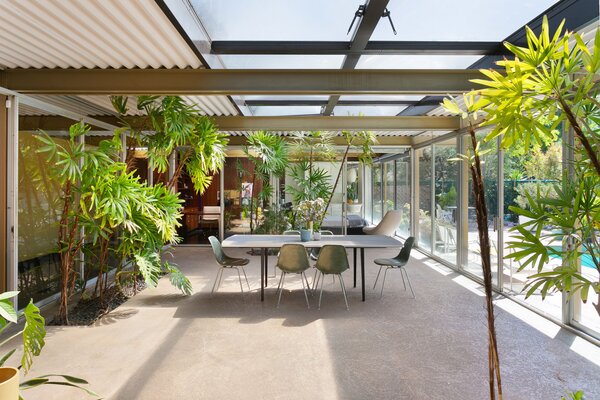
[549,246,596,270]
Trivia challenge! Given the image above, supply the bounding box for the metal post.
[497,137,504,290]
[563,126,576,325]
[219,167,224,241]
[6,96,18,306]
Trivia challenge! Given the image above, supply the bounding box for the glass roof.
[220,55,344,69]
[243,95,329,101]
[333,105,407,116]
[339,95,424,101]
[249,106,322,116]
[189,0,359,41]
[356,55,483,69]
[370,0,559,41]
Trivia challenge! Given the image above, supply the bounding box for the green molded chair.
[372,237,415,298]
[275,244,312,308]
[315,245,350,310]
[309,230,334,289]
[209,236,251,294]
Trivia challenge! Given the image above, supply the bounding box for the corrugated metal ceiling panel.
[0,0,202,69]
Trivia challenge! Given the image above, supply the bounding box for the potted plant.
[297,198,326,241]
[0,291,98,399]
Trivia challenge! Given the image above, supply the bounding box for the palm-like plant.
[110,95,229,194]
[286,131,335,206]
[242,131,289,232]
[470,17,600,316]
[37,122,191,324]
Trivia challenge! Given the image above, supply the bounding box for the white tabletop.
[221,234,403,249]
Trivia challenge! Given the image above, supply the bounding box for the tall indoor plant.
[470,17,600,315]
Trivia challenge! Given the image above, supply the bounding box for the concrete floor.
[8,247,600,399]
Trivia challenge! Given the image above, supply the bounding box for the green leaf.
[0,299,18,324]
[21,300,46,374]
[0,349,16,367]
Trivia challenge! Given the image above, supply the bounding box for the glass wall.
[395,151,411,237]
[462,133,499,285]
[17,129,68,305]
[432,139,458,265]
[371,163,383,224]
[502,136,564,321]
[417,147,432,252]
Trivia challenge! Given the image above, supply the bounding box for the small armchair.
[363,210,402,236]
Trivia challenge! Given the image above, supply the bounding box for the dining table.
[221,234,404,302]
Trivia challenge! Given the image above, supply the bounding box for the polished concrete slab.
[8,247,600,399]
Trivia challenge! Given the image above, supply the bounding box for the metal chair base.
[276,271,311,309]
[211,265,251,295]
[317,272,349,310]
[373,265,415,298]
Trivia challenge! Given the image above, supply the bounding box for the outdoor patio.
[17,247,600,400]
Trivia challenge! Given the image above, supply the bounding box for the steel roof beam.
[1,69,483,95]
[322,0,390,116]
[211,40,507,56]
[18,115,459,132]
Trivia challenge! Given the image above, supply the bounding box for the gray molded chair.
[372,237,415,298]
[315,245,350,310]
[283,230,301,235]
[209,236,251,294]
[275,244,312,308]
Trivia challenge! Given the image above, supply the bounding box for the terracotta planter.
[0,367,19,400]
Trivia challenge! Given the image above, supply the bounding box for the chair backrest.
[368,210,402,236]
[394,237,415,264]
[208,236,226,265]
[283,230,300,235]
[315,245,349,274]
[277,244,311,273]
[320,230,334,235]
[203,206,221,214]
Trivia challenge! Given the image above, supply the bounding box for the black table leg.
[260,248,265,301]
[361,248,365,301]
[353,248,357,288]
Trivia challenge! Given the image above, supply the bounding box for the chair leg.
[277,272,287,308]
[313,268,320,294]
[402,267,415,299]
[300,272,310,309]
[235,267,244,293]
[303,272,313,297]
[373,265,384,290]
[276,271,285,297]
[318,272,325,310]
[339,274,349,310]
[211,268,224,294]
[400,268,407,290]
[242,267,251,291]
[380,267,390,298]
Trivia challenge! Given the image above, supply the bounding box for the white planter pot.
[347,203,362,214]
[519,215,534,225]
[0,367,19,400]
[313,231,322,241]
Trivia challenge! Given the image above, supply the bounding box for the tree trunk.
[320,144,351,228]
[468,127,503,400]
